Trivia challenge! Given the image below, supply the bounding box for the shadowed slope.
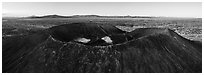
[2,31,49,72]
[2,23,202,73]
[117,28,201,72]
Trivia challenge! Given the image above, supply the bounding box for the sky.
[2,2,202,18]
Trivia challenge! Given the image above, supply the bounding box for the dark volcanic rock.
[2,23,202,73]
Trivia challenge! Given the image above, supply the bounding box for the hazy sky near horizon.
[2,2,202,18]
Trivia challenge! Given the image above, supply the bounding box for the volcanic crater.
[2,22,202,73]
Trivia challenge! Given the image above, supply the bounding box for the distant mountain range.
[3,14,200,19]
[28,14,155,18]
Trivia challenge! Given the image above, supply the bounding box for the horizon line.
[2,14,201,18]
